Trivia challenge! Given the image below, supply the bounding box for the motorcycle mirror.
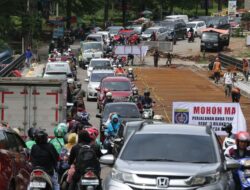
[100,154,115,165]
[100,149,108,155]
[225,159,240,170]
[114,138,122,143]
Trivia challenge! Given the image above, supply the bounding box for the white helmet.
[118,64,122,68]
[153,115,163,121]
[67,78,74,84]
[68,48,72,52]
[106,92,112,97]
[57,53,61,57]
[128,67,133,71]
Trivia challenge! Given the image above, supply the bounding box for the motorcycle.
[187,31,194,43]
[77,168,100,190]
[222,124,235,151]
[235,158,250,190]
[28,168,53,190]
[142,104,154,119]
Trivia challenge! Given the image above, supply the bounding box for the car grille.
[136,174,189,180]
[113,97,128,102]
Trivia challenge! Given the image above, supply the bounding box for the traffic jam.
[0,9,250,190]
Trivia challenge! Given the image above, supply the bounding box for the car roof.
[108,26,123,29]
[137,124,210,136]
[91,69,114,74]
[81,41,102,44]
[188,21,205,24]
[106,102,137,107]
[91,58,110,61]
[147,26,163,30]
[102,76,130,82]
[46,61,69,65]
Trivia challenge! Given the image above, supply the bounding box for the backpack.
[208,61,214,71]
[75,144,98,172]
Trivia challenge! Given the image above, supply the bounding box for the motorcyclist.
[188,27,194,41]
[30,129,60,190]
[141,89,155,109]
[50,123,67,154]
[115,64,125,75]
[127,67,135,80]
[68,130,101,190]
[86,127,101,148]
[128,87,141,103]
[222,123,234,139]
[103,92,114,108]
[25,127,37,150]
[48,40,55,54]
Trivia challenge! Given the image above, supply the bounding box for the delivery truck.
[0,77,67,136]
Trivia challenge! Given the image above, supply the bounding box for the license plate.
[245,169,250,177]
[245,160,250,166]
[30,182,46,188]
[81,179,99,186]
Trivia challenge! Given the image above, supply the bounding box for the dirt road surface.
[134,66,250,130]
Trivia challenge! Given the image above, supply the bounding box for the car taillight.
[84,171,97,179]
[33,170,44,177]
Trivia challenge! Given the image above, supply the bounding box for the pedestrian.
[231,87,241,102]
[25,47,32,68]
[213,57,221,84]
[153,49,160,67]
[166,52,173,67]
[223,68,234,97]
[242,58,249,82]
[151,31,156,41]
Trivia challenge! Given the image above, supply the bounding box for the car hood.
[115,159,220,176]
[110,91,131,97]
[88,82,100,89]
[141,34,151,38]
[83,52,102,58]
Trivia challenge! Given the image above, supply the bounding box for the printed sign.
[172,102,247,135]
[228,0,237,16]
[114,46,148,55]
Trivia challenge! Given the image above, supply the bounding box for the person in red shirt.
[115,64,125,75]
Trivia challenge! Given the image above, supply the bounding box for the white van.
[165,15,189,23]
[43,61,72,79]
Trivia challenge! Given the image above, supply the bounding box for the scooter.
[77,168,100,190]
[28,168,53,190]
[142,104,154,119]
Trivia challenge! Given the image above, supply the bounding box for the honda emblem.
[156,177,169,188]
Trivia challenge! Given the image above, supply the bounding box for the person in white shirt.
[223,68,234,97]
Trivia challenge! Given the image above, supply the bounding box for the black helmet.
[222,123,233,133]
[28,127,37,140]
[34,129,48,144]
[77,82,82,88]
[132,87,138,95]
[78,130,91,143]
[144,89,150,96]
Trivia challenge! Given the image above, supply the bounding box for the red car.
[0,126,31,190]
[96,76,133,112]
[114,29,140,45]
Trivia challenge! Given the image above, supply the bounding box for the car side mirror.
[96,114,102,118]
[100,154,115,165]
[85,78,89,82]
[226,159,240,170]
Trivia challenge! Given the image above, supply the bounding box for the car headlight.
[185,172,220,186]
[214,43,218,46]
[111,168,134,183]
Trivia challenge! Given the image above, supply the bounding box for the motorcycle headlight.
[111,168,134,183]
[185,172,220,186]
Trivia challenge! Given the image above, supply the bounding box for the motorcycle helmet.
[86,127,99,141]
[54,123,67,138]
[132,87,138,95]
[118,64,122,68]
[128,67,133,73]
[222,123,233,134]
[68,48,72,52]
[76,111,90,124]
[106,92,112,98]
[67,78,74,84]
[144,89,150,97]
[76,82,82,89]
[236,131,250,144]
[34,129,48,144]
[28,127,38,140]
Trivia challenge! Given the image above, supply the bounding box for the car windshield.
[143,28,157,34]
[90,73,114,82]
[81,43,102,52]
[103,104,141,120]
[102,81,131,91]
[187,23,196,28]
[121,134,217,163]
[45,64,70,73]
[86,36,102,42]
[202,33,218,42]
[109,28,122,34]
[90,60,111,68]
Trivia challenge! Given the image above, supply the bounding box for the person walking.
[213,57,221,84]
[242,58,249,82]
[25,47,32,68]
[223,68,234,97]
[166,52,173,67]
[231,87,241,103]
[153,49,160,67]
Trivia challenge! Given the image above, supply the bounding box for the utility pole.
[205,0,209,16]
[104,0,109,27]
[66,0,72,29]
[122,0,126,27]
[218,0,222,12]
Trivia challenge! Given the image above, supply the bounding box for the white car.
[96,31,110,43]
[86,69,115,100]
[87,58,112,77]
[43,61,72,79]
[86,34,104,44]
[186,21,206,37]
[107,26,124,37]
[141,26,169,41]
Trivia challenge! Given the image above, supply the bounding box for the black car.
[96,102,142,142]
[160,19,187,40]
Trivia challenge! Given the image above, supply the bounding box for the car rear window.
[121,134,217,163]
[46,63,70,73]
[91,73,114,82]
[102,81,131,91]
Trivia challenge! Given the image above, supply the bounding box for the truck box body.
[0,78,67,136]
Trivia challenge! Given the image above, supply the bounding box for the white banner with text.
[172,102,246,135]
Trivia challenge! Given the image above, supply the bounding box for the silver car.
[101,124,239,190]
[141,26,169,41]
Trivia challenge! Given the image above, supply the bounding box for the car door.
[158,28,165,40]
[5,132,31,190]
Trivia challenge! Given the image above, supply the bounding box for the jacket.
[104,114,121,137]
[50,137,65,154]
[30,143,59,175]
